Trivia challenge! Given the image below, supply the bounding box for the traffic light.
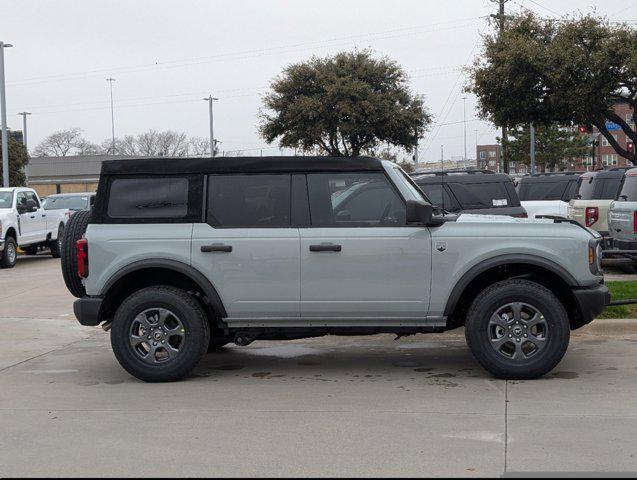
[628,141,634,154]
[578,125,592,134]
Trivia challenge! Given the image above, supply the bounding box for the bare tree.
[75,138,102,156]
[33,128,89,157]
[188,137,211,157]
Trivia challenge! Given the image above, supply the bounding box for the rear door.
[299,171,432,325]
[191,174,301,325]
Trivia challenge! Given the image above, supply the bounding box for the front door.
[191,173,300,326]
[299,172,432,325]
[15,191,40,244]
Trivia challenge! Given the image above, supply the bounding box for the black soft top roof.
[412,172,513,184]
[518,172,581,184]
[100,156,385,176]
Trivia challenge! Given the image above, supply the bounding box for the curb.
[578,318,637,335]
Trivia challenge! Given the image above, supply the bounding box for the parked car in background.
[517,172,581,219]
[42,192,96,215]
[568,168,627,242]
[0,187,68,267]
[412,170,527,217]
[608,168,637,271]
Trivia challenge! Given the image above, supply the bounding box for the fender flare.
[443,254,579,317]
[101,259,227,317]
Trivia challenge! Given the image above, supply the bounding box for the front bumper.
[73,296,104,326]
[572,284,610,327]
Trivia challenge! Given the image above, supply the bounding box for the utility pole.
[106,77,116,154]
[203,95,218,157]
[18,112,31,184]
[491,0,509,173]
[0,42,13,188]
[414,138,419,167]
[462,96,468,170]
[530,123,536,175]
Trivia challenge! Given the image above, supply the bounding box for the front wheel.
[465,279,570,380]
[111,286,210,382]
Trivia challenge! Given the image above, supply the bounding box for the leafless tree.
[188,137,211,157]
[32,128,88,157]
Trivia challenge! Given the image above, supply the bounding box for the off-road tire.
[111,286,210,382]
[465,279,570,380]
[50,224,64,258]
[61,210,91,298]
[0,236,17,269]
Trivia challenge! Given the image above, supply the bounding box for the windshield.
[0,191,12,208]
[617,173,637,201]
[394,167,432,204]
[43,195,89,210]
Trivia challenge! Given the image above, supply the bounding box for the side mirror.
[26,199,38,212]
[17,204,27,214]
[406,200,445,227]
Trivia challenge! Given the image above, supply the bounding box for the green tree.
[503,124,590,171]
[0,136,27,187]
[469,12,637,164]
[260,50,431,157]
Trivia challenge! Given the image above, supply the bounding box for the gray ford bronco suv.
[62,156,609,382]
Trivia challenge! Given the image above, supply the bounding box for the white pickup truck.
[0,187,69,268]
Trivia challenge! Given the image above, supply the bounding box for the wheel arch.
[99,259,227,321]
[4,226,16,240]
[444,254,583,330]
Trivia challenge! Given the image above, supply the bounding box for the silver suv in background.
[568,168,627,243]
[62,156,608,382]
[608,168,637,271]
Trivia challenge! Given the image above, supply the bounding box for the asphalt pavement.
[1,255,636,477]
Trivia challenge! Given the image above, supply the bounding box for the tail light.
[633,211,637,234]
[76,238,88,278]
[585,207,599,227]
[514,212,528,218]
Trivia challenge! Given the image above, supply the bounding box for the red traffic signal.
[578,125,592,134]
[628,141,634,153]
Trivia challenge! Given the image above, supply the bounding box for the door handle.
[42,214,46,217]
[29,215,35,219]
[201,244,232,253]
[309,243,342,252]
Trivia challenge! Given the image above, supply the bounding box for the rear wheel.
[61,211,91,298]
[50,224,64,258]
[0,237,17,269]
[111,286,210,382]
[465,279,570,380]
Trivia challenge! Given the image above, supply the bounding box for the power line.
[7,18,481,87]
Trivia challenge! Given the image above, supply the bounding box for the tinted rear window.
[448,181,513,209]
[518,180,570,201]
[207,174,291,227]
[577,175,622,200]
[417,183,461,211]
[617,174,637,201]
[107,177,189,219]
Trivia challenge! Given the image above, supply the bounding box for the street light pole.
[18,111,31,184]
[203,95,218,157]
[0,42,13,187]
[530,122,536,175]
[106,77,116,154]
[462,96,468,170]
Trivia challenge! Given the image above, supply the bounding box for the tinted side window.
[563,180,579,201]
[576,175,595,199]
[207,174,291,227]
[417,183,461,211]
[518,181,568,201]
[26,192,40,208]
[308,172,405,226]
[107,177,189,219]
[16,192,26,209]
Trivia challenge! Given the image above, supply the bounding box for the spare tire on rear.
[61,210,91,298]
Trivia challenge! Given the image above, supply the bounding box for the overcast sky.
[1,0,634,161]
